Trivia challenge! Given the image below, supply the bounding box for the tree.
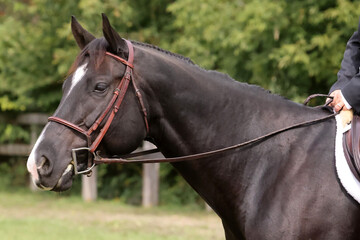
[166,0,360,101]
[0,0,174,142]
[0,0,174,113]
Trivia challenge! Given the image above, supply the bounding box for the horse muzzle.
[32,163,75,191]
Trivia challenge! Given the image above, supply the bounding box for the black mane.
[70,38,195,75]
[132,40,194,65]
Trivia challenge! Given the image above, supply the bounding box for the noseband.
[48,40,149,175]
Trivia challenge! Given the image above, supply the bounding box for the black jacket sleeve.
[329,19,360,112]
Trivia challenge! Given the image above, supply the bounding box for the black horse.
[27,14,360,239]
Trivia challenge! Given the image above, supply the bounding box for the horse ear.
[102,13,128,56]
[71,16,96,49]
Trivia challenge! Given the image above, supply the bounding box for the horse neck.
[136,47,310,156]
[135,45,329,223]
[144,66,248,155]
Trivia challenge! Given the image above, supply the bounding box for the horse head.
[27,14,148,191]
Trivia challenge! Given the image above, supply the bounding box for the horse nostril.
[37,156,53,176]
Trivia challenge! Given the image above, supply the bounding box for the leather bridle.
[48,39,338,176]
[48,39,149,175]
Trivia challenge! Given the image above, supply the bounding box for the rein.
[48,38,338,175]
[94,94,337,164]
[94,111,338,165]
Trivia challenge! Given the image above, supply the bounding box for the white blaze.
[26,64,88,181]
[65,63,88,99]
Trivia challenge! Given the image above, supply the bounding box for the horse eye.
[94,82,108,93]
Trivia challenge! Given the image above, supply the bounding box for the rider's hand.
[329,90,349,112]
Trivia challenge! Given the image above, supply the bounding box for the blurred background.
[0,0,360,239]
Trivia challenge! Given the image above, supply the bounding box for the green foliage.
[96,163,201,206]
[166,0,360,100]
[0,124,29,144]
[0,158,28,190]
[160,164,202,206]
[2,0,359,111]
[0,161,12,190]
[97,163,143,204]
[0,0,174,112]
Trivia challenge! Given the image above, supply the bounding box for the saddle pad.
[335,114,360,203]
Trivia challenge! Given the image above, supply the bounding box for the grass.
[0,189,224,240]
